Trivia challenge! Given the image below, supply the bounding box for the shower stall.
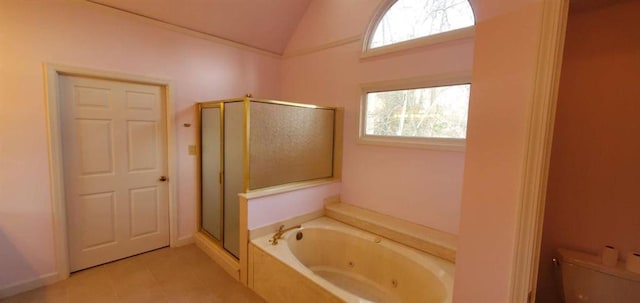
[197,97,336,258]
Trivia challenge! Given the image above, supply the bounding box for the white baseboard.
[1,236,193,300]
[0,272,60,299]
[173,235,194,247]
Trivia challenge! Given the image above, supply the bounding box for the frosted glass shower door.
[200,107,222,241]
[223,102,243,258]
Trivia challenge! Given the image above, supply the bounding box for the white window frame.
[359,72,471,152]
[361,0,476,59]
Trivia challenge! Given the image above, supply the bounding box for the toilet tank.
[557,248,640,303]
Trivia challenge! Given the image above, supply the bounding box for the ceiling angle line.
[84,0,282,57]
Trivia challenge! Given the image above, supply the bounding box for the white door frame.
[509,1,570,302]
[44,63,178,280]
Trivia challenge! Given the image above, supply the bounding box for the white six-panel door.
[60,75,169,272]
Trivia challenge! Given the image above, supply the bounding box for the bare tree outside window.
[365,84,470,139]
[371,0,475,48]
[361,0,474,146]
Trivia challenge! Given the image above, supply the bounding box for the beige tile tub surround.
[1,245,265,303]
[325,202,457,262]
[249,217,454,303]
[249,245,343,303]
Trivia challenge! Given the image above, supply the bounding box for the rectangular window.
[360,77,470,151]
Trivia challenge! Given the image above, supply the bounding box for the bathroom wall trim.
[174,235,195,247]
[509,0,569,302]
[43,63,179,282]
[84,0,281,58]
[0,273,58,299]
[283,35,362,59]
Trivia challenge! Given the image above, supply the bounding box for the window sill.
[358,135,465,152]
[360,26,475,60]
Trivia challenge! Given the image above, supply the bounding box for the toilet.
[556,248,640,302]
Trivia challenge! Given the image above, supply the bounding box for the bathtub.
[249,217,454,303]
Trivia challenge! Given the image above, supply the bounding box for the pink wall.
[281,3,557,300]
[453,0,549,301]
[536,1,640,302]
[0,0,280,290]
[284,0,381,54]
[92,0,312,54]
[280,0,472,235]
[247,183,341,230]
[0,0,565,301]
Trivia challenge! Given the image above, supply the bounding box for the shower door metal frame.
[243,98,337,191]
[197,97,337,258]
[197,101,225,246]
[197,98,246,255]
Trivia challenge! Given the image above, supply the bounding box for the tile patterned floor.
[1,245,266,303]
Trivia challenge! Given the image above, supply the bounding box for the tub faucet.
[270,224,301,245]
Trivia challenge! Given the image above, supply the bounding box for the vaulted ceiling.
[88,0,313,55]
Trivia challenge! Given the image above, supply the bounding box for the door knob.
[159,176,168,182]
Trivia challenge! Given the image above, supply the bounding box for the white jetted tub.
[249,217,454,303]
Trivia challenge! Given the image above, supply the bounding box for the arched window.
[368,0,475,49]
